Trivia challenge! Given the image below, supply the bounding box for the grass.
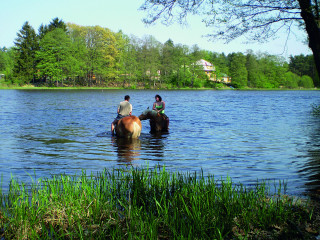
[0,166,319,239]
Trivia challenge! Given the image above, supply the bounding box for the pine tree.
[38,18,67,41]
[48,18,67,32]
[14,21,39,84]
[229,53,248,88]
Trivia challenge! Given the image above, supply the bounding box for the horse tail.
[116,116,141,138]
[131,121,142,138]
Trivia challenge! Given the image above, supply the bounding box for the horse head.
[139,109,169,132]
[138,109,157,120]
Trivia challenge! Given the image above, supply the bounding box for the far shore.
[0,83,319,91]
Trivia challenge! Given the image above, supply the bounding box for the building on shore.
[195,59,231,84]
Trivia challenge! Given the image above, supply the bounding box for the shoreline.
[0,84,318,91]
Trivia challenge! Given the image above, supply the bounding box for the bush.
[284,72,299,89]
[299,75,314,88]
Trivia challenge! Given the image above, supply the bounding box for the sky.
[0,0,312,58]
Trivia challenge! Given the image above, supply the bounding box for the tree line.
[0,18,318,89]
[140,0,320,89]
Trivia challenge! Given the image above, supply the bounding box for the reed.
[0,167,318,239]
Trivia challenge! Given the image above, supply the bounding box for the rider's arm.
[162,101,165,111]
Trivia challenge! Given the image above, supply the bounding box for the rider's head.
[155,94,162,101]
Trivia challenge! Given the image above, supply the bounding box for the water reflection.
[140,132,168,161]
[299,118,320,198]
[112,137,141,163]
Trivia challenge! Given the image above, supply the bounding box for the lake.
[1,89,320,196]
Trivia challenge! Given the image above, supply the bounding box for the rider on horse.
[153,94,169,129]
[111,95,132,135]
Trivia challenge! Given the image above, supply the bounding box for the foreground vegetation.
[0,167,319,239]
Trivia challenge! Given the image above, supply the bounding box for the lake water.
[1,89,320,196]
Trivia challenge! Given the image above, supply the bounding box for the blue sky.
[1,0,311,58]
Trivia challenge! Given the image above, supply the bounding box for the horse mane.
[142,109,158,118]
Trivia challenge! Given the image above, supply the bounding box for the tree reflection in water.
[299,118,320,199]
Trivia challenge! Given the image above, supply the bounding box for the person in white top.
[111,95,132,135]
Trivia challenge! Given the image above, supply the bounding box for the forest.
[0,18,318,89]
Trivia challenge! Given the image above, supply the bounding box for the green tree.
[210,52,229,81]
[299,75,314,88]
[14,21,39,84]
[161,39,175,82]
[36,28,73,86]
[246,51,259,88]
[257,54,287,88]
[289,54,319,86]
[39,18,67,40]
[140,0,320,84]
[229,53,248,88]
[0,49,6,72]
[136,35,161,88]
[179,44,192,87]
[115,31,128,87]
[48,17,67,32]
[284,72,300,88]
[66,23,88,86]
[124,35,142,87]
[81,26,118,86]
[0,48,15,80]
[170,43,191,87]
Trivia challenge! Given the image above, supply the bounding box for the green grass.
[0,167,318,239]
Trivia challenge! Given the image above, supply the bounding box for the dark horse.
[138,109,169,132]
[115,115,142,138]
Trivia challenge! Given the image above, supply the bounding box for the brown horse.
[115,115,142,138]
[138,109,169,132]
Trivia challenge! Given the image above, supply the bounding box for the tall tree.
[48,17,67,32]
[257,54,287,88]
[0,49,6,72]
[140,0,320,85]
[229,52,248,88]
[116,32,139,87]
[0,48,15,80]
[136,35,161,88]
[161,39,175,81]
[246,52,260,88]
[66,23,88,86]
[38,18,67,40]
[36,28,73,86]
[81,26,118,86]
[175,44,191,87]
[210,52,229,80]
[14,21,39,84]
[289,54,318,85]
